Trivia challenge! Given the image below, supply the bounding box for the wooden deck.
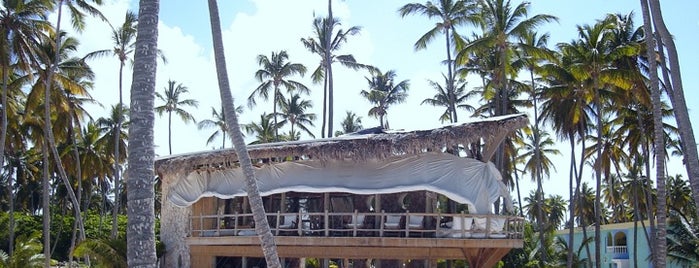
[188,212,524,267]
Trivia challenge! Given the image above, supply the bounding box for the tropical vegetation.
[0,0,695,267]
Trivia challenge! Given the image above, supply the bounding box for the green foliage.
[0,232,44,268]
[72,238,127,268]
[0,211,136,262]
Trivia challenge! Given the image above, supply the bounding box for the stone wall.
[160,171,191,268]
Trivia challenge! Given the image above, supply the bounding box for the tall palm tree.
[0,0,52,173]
[197,105,242,149]
[126,0,159,265]
[41,0,105,263]
[274,94,316,139]
[539,46,595,266]
[457,0,557,118]
[85,13,136,238]
[646,0,699,225]
[0,0,52,255]
[85,12,166,239]
[26,31,94,264]
[360,69,409,129]
[155,79,199,155]
[398,0,477,123]
[248,50,308,142]
[301,16,369,138]
[335,111,362,136]
[421,73,474,123]
[561,18,636,267]
[207,1,281,267]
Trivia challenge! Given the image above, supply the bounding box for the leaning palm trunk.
[641,1,667,266]
[1,63,11,256]
[648,0,699,220]
[207,0,281,267]
[567,137,576,267]
[42,140,51,267]
[44,0,86,249]
[125,0,160,266]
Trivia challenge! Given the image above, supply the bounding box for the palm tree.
[516,127,560,186]
[398,0,477,123]
[126,0,159,265]
[248,50,308,142]
[96,104,128,218]
[421,73,474,123]
[641,1,675,266]
[80,10,135,241]
[197,105,242,149]
[457,0,557,118]
[72,238,127,268]
[667,175,694,219]
[244,114,276,145]
[0,0,52,255]
[646,0,699,226]
[301,16,369,138]
[26,31,93,264]
[0,232,45,268]
[360,69,409,129]
[666,210,699,267]
[335,111,362,136]
[39,0,105,263]
[207,1,281,267]
[274,94,316,139]
[155,79,199,155]
[561,18,636,267]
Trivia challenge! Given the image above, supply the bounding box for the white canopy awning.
[168,152,512,213]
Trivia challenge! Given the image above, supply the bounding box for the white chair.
[384,215,402,229]
[278,216,296,229]
[407,215,424,229]
[449,216,472,238]
[489,218,507,238]
[472,216,507,238]
[345,214,366,229]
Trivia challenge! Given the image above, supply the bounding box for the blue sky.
[64,0,699,203]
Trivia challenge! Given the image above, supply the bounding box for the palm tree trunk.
[273,86,279,141]
[111,118,121,238]
[321,75,328,138]
[168,110,173,154]
[577,135,592,267]
[207,1,281,267]
[567,137,576,267]
[444,28,457,123]
[112,59,125,239]
[326,0,335,138]
[42,140,51,267]
[641,1,667,266]
[0,62,8,188]
[69,121,85,266]
[1,61,11,256]
[593,81,602,268]
[126,0,160,266]
[647,2,699,216]
[45,0,86,249]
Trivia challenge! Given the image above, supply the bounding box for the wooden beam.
[190,245,515,260]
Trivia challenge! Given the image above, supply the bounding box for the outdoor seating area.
[190,210,524,239]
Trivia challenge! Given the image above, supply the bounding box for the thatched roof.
[155,114,528,176]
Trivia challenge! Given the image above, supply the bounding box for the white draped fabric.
[168,152,512,213]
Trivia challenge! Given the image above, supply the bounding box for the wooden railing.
[189,210,525,239]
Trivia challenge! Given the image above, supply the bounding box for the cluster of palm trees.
[1,0,697,267]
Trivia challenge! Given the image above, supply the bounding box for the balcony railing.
[607,245,628,254]
[189,210,525,239]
